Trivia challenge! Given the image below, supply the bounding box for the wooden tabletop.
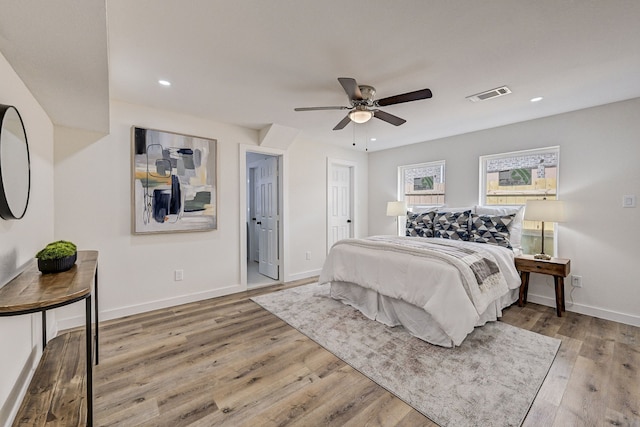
[0,250,98,315]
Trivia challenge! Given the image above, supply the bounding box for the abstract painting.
[132,127,217,233]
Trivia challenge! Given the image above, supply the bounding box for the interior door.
[257,156,279,279]
[328,164,352,249]
[249,167,260,262]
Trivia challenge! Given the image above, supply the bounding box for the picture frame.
[132,126,217,234]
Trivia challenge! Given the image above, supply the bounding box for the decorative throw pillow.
[406,211,436,238]
[433,210,471,240]
[469,213,515,248]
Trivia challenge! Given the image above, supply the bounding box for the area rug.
[251,283,560,427]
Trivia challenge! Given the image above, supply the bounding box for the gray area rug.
[251,283,560,427]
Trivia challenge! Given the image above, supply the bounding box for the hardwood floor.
[27,280,640,426]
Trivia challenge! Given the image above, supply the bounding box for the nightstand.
[514,255,571,317]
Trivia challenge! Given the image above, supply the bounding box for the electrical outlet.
[305,251,311,260]
[175,269,184,281]
[571,275,582,288]
[623,195,636,208]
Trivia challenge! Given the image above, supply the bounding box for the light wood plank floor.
[32,279,640,426]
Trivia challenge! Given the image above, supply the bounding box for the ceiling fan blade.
[338,77,363,101]
[373,110,406,126]
[294,106,350,111]
[333,115,352,130]
[376,88,433,107]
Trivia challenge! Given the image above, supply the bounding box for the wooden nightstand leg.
[518,271,530,307]
[554,276,565,316]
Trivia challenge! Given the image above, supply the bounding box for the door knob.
[257,221,262,225]
[347,219,352,223]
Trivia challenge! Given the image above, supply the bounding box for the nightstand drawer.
[514,255,570,277]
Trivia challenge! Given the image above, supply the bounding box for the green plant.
[35,240,77,260]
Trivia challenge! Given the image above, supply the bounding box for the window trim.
[479,146,561,256]
[478,146,560,206]
[398,159,446,211]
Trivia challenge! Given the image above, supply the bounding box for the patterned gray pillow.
[433,210,471,240]
[469,214,515,248]
[406,211,436,238]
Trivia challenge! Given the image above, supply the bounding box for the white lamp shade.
[386,201,407,216]
[524,199,566,222]
[349,109,373,124]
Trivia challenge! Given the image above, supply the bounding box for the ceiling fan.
[294,77,432,130]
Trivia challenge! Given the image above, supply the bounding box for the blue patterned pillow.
[470,214,515,248]
[406,211,436,238]
[433,210,471,240]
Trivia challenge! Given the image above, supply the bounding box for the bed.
[318,205,524,347]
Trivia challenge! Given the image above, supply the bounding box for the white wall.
[0,52,55,425]
[368,98,640,326]
[288,139,368,278]
[53,100,367,326]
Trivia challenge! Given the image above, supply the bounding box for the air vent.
[466,86,512,103]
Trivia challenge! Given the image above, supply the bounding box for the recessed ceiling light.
[370,138,377,141]
[530,96,543,102]
[158,80,171,86]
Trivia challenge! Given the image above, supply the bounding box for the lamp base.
[533,253,552,260]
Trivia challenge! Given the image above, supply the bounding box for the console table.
[0,250,98,426]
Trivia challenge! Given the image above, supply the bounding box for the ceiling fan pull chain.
[352,122,356,146]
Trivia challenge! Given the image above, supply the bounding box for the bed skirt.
[329,281,519,347]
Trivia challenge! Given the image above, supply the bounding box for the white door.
[249,167,260,262]
[328,164,352,249]
[257,156,279,279]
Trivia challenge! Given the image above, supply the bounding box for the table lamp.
[524,199,565,260]
[386,201,407,217]
[387,201,407,235]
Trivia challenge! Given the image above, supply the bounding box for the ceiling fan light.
[349,109,373,123]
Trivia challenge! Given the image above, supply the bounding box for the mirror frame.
[0,104,31,220]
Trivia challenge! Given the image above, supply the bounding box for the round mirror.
[0,104,31,220]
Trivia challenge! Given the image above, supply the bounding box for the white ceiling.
[0,0,110,134]
[3,1,640,151]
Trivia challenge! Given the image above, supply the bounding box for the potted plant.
[35,240,77,274]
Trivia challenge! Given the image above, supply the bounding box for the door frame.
[239,145,288,289]
[326,157,356,253]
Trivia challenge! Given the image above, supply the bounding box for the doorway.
[246,151,281,288]
[327,158,356,251]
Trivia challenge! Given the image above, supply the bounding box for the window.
[480,147,560,256]
[399,160,445,212]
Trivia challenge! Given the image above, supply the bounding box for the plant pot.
[37,252,77,274]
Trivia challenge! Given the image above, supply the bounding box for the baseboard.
[286,269,322,283]
[0,345,37,427]
[56,283,245,330]
[527,293,640,327]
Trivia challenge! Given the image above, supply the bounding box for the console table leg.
[41,311,47,349]
[95,265,99,365]
[85,296,93,427]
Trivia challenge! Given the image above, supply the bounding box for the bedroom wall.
[368,98,640,326]
[52,100,368,327]
[0,52,55,425]
[288,138,369,276]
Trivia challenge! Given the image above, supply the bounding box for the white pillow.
[475,205,524,254]
[407,205,440,214]
[438,206,476,214]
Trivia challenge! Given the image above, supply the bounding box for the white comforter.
[318,236,521,346]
